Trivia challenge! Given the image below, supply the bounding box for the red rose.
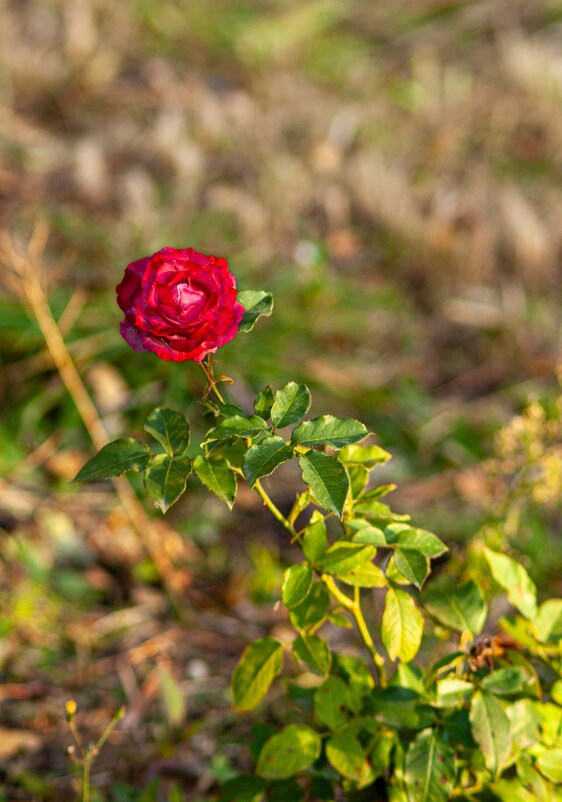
[116,247,245,362]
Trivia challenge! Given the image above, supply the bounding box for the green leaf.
[337,443,391,467]
[347,465,369,499]
[256,725,321,779]
[482,667,529,696]
[292,635,331,675]
[301,511,327,562]
[299,451,349,518]
[221,775,266,802]
[144,454,191,513]
[421,579,486,635]
[352,500,410,526]
[337,561,386,588]
[516,754,554,802]
[433,678,474,708]
[490,778,535,802]
[536,748,562,783]
[193,455,237,509]
[157,664,187,727]
[404,728,456,802]
[315,542,375,574]
[144,407,190,455]
[371,687,435,730]
[292,415,368,449]
[314,676,349,729]
[351,521,447,558]
[238,290,274,333]
[232,637,284,712]
[326,732,367,783]
[381,588,423,663]
[534,599,562,642]
[507,699,541,749]
[271,382,311,429]
[483,547,537,620]
[205,415,269,443]
[289,581,330,633]
[74,438,150,481]
[254,386,274,420]
[394,549,429,589]
[282,564,313,609]
[242,435,293,489]
[469,689,512,777]
[369,732,395,779]
[359,484,397,501]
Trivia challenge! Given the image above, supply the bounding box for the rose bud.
[116,247,245,362]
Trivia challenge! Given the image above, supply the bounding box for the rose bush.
[116,246,245,362]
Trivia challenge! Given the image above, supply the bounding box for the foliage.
[77,296,562,801]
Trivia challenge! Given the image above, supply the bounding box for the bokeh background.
[0,0,561,798]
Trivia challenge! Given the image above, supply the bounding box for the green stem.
[83,758,90,802]
[322,577,387,686]
[254,479,296,537]
[353,585,387,686]
[322,574,354,610]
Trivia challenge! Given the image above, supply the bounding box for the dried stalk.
[1,221,186,606]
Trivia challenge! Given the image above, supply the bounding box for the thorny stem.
[254,479,296,537]
[200,357,226,405]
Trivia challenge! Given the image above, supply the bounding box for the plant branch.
[254,479,296,536]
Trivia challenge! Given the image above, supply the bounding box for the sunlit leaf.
[238,290,274,332]
[301,511,328,562]
[381,588,423,663]
[421,579,487,635]
[326,732,368,783]
[469,689,511,777]
[256,725,321,779]
[484,547,537,619]
[394,549,429,589]
[282,564,313,609]
[292,415,368,449]
[351,521,447,558]
[337,443,391,467]
[292,635,331,675]
[232,637,284,712]
[314,676,349,729]
[405,729,455,802]
[315,542,375,574]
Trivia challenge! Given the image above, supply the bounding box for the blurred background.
[0,0,561,798]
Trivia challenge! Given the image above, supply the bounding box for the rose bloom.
[116,247,245,362]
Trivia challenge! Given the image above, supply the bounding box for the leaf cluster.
[75,376,562,802]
